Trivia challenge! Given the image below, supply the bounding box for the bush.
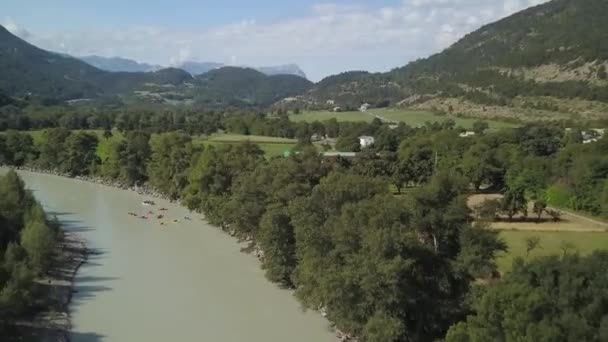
[545,183,572,208]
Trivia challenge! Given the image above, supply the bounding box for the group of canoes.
[128,201,193,226]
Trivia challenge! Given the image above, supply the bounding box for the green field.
[369,109,518,129]
[206,133,297,144]
[497,230,608,272]
[194,134,297,157]
[290,109,518,129]
[290,111,375,123]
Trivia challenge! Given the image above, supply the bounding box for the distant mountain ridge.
[78,55,307,79]
[176,61,307,79]
[0,24,312,108]
[80,55,162,73]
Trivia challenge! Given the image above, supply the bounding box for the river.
[15,171,337,342]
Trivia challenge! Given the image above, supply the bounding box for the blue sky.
[3,0,547,81]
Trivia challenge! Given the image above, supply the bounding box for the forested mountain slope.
[193,67,313,109]
[0,25,312,108]
[0,25,192,101]
[300,0,608,121]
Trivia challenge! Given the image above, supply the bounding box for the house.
[359,103,371,112]
[582,128,605,144]
[359,136,375,148]
[332,106,342,112]
[459,131,476,138]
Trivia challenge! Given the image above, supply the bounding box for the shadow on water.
[69,331,106,342]
[76,276,120,283]
[2,326,105,342]
[57,219,95,233]
[46,211,75,217]
[72,285,114,302]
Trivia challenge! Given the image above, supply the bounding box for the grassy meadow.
[290,108,518,129]
[496,230,608,272]
[289,110,375,123]
[193,133,297,157]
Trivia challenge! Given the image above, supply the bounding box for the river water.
[15,171,337,342]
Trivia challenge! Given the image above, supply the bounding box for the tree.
[258,205,296,286]
[461,142,499,190]
[533,199,547,222]
[120,131,151,185]
[147,133,196,199]
[20,218,55,271]
[398,140,435,185]
[473,199,501,222]
[456,222,507,279]
[335,135,361,152]
[3,131,34,166]
[446,253,608,342]
[501,183,527,221]
[36,128,71,170]
[525,236,541,257]
[546,209,563,222]
[103,129,113,139]
[472,120,489,135]
[62,132,99,176]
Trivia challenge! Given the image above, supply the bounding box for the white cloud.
[2,0,549,81]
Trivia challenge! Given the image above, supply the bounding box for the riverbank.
[13,166,170,201]
[6,231,88,342]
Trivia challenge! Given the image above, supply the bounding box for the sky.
[2,0,548,81]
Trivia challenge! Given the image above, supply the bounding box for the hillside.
[80,55,162,72]
[193,67,313,109]
[0,25,192,101]
[0,25,311,108]
[179,61,307,78]
[300,0,608,121]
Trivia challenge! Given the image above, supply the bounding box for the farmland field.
[497,230,608,272]
[194,134,297,157]
[206,133,297,144]
[289,110,374,123]
[468,193,608,272]
[368,109,518,129]
[290,108,518,129]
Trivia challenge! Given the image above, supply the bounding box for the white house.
[459,131,476,138]
[359,136,375,148]
[359,103,371,112]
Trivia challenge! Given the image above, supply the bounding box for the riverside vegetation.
[2,113,608,341]
[0,170,77,337]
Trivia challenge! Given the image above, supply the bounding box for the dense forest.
[2,112,608,340]
[0,171,60,333]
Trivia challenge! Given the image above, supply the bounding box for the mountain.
[0,25,311,107]
[257,64,307,79]
[177,60,307,78]
[80,55,161,72]
[0,24,193,100]
[301,0,608,120]
[177,61,224,76]
[193,66,313,108]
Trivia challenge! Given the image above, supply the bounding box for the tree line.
[0,171,59,332]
